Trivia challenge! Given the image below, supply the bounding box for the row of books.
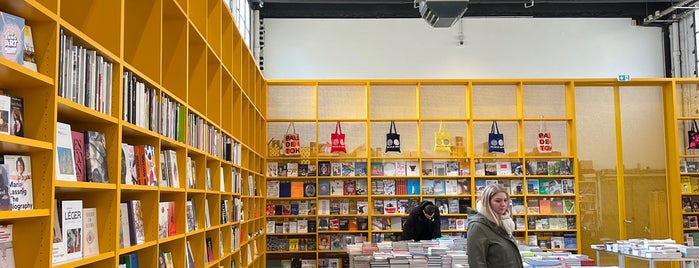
[156,249,176,268]
[319,217,369,231]
[681,176,699,193]
[158,202,176,239]
[59,29,113,115]
[527,233,578,249]
[267,219,317,234]
[681,161,699,173]
[266,201,317,216]
[527,216,576,230]
[0,11,36,72]
[68,128,110,184]
[266,159,574,178]
[517,198,576,214]
[120,142,158,186]
[187,198,245,232]
[119,200,146,249]
[684,215,699,228]
[266,237,318,252]
[475,178,575,195]
[320,199,370,215]
[52,200,99,264]
[319,234,368,250]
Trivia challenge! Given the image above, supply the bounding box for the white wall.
[262,17,665,79]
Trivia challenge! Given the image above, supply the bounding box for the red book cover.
[168,202,176,237]
[133,145,148,185]
[70,130,85,182]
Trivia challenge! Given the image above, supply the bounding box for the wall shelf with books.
[0,0,266,267]
[265,81,580,264]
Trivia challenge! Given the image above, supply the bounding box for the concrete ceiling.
[255,0,692,24]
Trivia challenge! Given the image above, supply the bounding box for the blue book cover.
[0,11,24,65]
[279,182,291,197]
[318,180,330,195]
[407,179,420,195]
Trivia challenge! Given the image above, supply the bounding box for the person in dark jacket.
[466,184,523,268]
[400,201,441,241]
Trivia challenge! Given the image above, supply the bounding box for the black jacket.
[400,201,441,241]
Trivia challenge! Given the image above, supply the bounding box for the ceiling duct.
[416,0,470,27]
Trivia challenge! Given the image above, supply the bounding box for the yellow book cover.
[288,238,299,251]
[691,177,699,193]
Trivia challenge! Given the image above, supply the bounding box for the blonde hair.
[477,184,510,228]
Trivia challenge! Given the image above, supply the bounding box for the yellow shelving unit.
[0,0,266,267]
[264,81,581,263]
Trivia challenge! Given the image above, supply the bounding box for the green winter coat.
[466,208,524,268]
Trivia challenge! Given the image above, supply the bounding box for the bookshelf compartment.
[231,32,243,84]
[369,83,418,119]
[188,0,207,40]
[123,0,162,83]
[12,216,51,267]
[369,121,418,158]
[221,74,234,133]
[523,84,569,118]
[206,0,222,57]
[524,120,570,156]
[206,56,222,125]
[419,83,467,119]
[158,238,185,268]
[266,84,317,121]
[221,8,234,74]
[318,84,367,120]
[59,0,121,57]
[471,120,519,157]
[472,83,519,119]
[419,121,468,157]
[188,28,207,115]
[162,0,188,102]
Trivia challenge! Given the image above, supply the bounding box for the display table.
[593,248,699,268]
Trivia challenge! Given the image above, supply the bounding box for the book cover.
[126,200,145,246]
[298,164,308,176]
[331,162,342,176]
[318,180,330,196]
[330,180,343,196]
[122,144,137,185]
[355,179,367,195]
[446,161,460,176]
[70,131,85,182]
[0,164,9,211]
[341,162,355,176]
[354,161,368,176]
[474,162,485,176]
[61,200,83,262]
[290,181,304,198]
[8,94,23,137]
[484,162,497,176]
[304,182,316,197]
[186,199,198,232]
[407,179,420,195]
[343,180,356,195]
[4,155,32,211]
[497,162,512,176]
[119,203,130,248]
[186,240,195,268]
[511,162,523,175]
[406,161,420,176]
[22,25,36,71]
[0,11,24,65]
[159,202,169,239]
[287,162,298,177]
[318,161,331,176]
[168,202,176,237]
[0,224,14,268]
[0,96,9,134]
[370,162,383,176]
[82,207,99,257]
[143,145,158,186]
[84,131,109,183]
[56,122,77,181]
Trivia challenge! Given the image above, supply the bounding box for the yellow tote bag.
[434,121,451,153]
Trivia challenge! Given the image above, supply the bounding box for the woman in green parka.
[466,184,524,268]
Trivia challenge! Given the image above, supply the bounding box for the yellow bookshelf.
[0,0,266,267]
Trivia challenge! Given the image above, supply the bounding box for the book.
[0,224,14,268]
[186,240,195,268]
[61,200,83,262]
[84,131,109,183]
[0,98,8,137]
[186,199,197,232]
[0,11,24,65]
[354,161,368,176]
[3,155,33,210]
[266,180,279,198]
[70,131,86,182]
[56,122,77,181]
[0,164,9,211]
[406,161,420,176]
[122,144,137,185]
[126,200,145,246]
[22,25,36,71]
[119,203,130,249]
[159,202,169,239]
[318,180,330,195]
[82,207,99,257]
[8,95,23,137]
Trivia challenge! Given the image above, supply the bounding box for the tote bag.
[385,121,401,153]
[284,122,301,156]
[689,120,699,149]
[331,121,346,153]
[488,121,505,153]
[434,121,451,153]
[537,120,552,153]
